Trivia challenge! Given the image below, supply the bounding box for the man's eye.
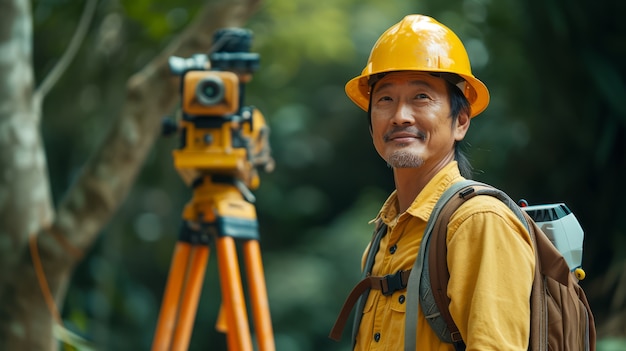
[415,93,429,99]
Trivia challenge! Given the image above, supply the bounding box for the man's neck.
[393,157,455,213]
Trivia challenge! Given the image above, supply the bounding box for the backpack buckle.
[380,270,408,296]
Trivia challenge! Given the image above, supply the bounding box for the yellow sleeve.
[446,197,535,351]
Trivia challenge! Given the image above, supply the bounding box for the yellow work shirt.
[354,161,535,351]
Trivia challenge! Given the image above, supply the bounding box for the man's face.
[369,71,467,169]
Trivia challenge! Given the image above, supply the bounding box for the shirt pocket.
[390,290,408,314]
[386,291,408,351]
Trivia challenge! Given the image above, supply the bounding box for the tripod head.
[164,28,274,193]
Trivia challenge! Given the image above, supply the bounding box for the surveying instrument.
[152,28,275,351]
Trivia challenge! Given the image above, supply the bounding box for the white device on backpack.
[520,202,586,279]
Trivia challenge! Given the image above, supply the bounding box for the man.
[336,15,535,350]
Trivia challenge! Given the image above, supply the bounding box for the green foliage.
[121,0,198,40]
[598,338,626,351]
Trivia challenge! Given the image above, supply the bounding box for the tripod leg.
[152,242,192,351]
[171,245,210,351]
[152,242,210,351]
[216,236,253,351]
[242,240,275,351]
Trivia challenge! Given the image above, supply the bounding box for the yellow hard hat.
[345,14,490,118]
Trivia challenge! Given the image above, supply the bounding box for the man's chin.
[386,152,424,168]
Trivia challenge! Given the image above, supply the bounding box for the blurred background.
[31,0,625,349]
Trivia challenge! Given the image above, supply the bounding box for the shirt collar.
[371,161,465,225]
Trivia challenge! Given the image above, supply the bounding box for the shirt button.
[399,295,405,304]
[374,332,381,342]
[389,244,397,254]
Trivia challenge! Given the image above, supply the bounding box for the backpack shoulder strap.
[404,181,530,351]
[403,179,481,350]
[350,220,387,344]
[327,220,388,342]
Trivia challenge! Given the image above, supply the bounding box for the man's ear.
[453,110,470,141]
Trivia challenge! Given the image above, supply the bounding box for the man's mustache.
[383,126,427,142]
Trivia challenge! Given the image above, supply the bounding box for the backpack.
[329,180,597,350]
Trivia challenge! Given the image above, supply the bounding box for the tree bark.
[0,1,56,348]
[0,0,261,349]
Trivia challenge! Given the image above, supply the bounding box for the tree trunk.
[0,0,57,347]
[0,0,261,349]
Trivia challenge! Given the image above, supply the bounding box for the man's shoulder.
[447,185,527,232]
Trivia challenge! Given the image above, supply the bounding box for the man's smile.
[383,127,427,143]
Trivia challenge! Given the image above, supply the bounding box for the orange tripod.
[151,175,275,351]
[154,27,275,349]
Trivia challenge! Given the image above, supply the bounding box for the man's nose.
[391,102,413,125]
